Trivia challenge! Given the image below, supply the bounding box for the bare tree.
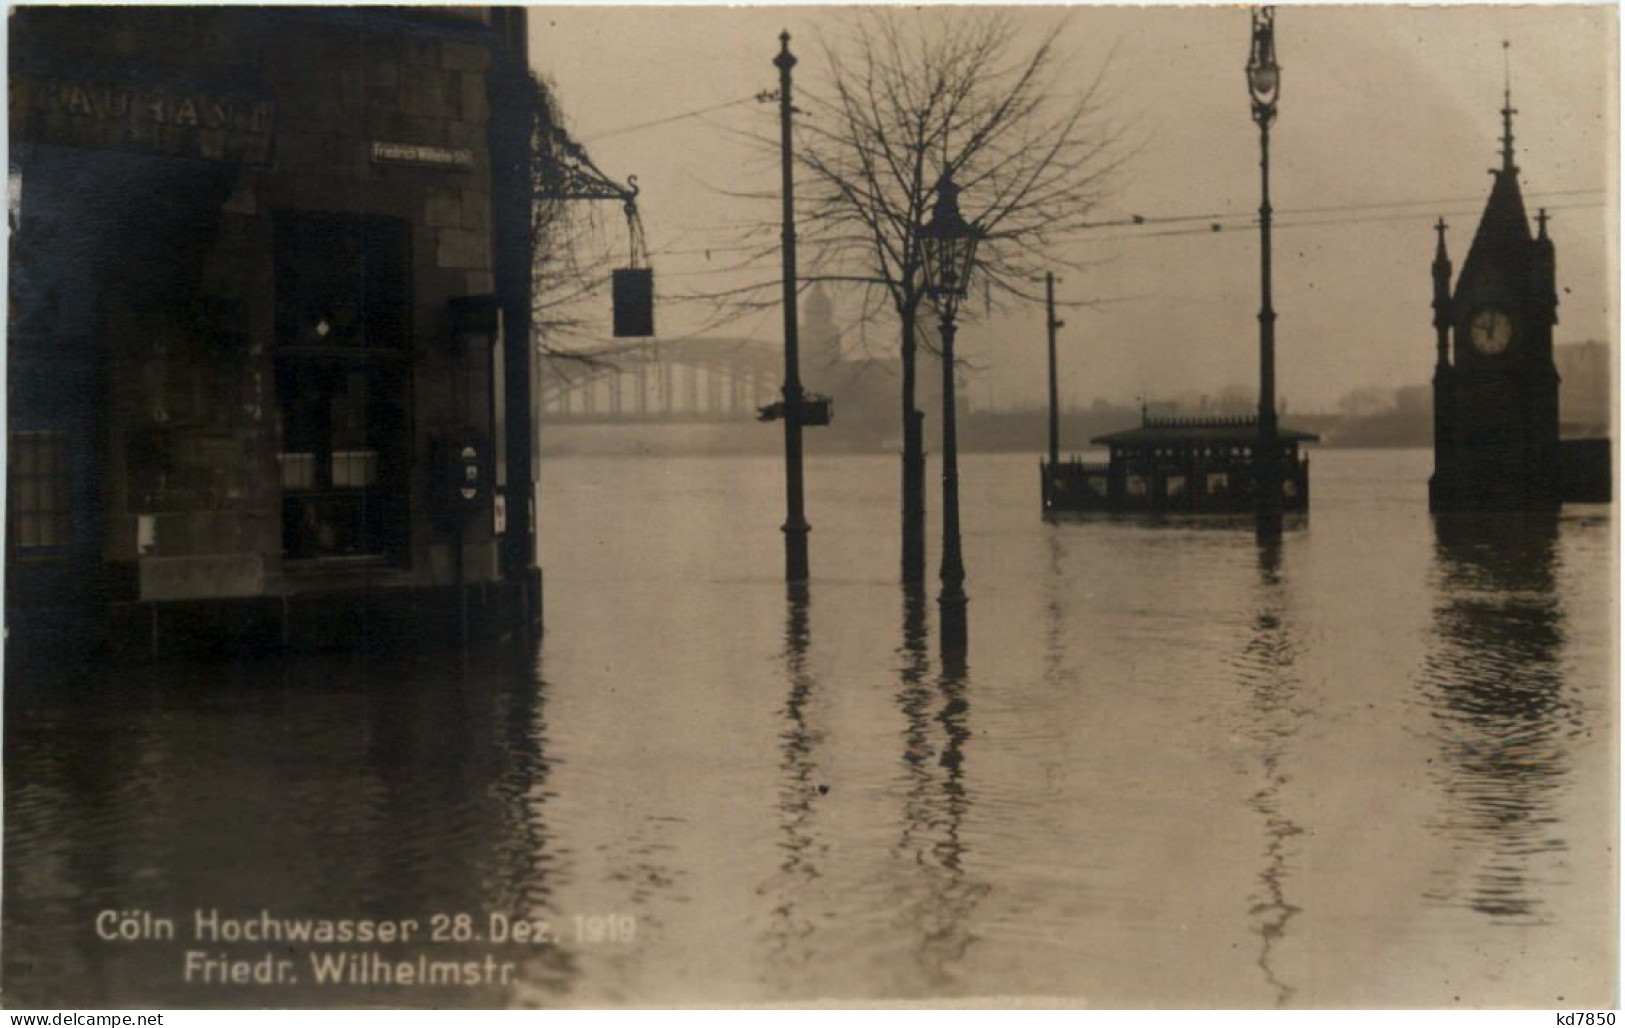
[795,10,1125,584]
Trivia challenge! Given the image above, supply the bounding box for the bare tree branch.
[758,10,1129,578]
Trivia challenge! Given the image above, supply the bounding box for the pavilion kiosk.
[1041,414,1318,515]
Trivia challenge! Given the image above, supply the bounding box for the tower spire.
[1500,40,1518,173]
[1431,217,1453,371]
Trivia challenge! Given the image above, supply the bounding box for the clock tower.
[1429,80,1561,512]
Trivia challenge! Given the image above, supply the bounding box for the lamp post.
[917,172,982,654]
[774,31,810,582]
[1247,6,1282,533]
[1046,271,1063,471]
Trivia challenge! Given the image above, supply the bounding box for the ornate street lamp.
[917,172,982,654]
[1247,6,1282,531]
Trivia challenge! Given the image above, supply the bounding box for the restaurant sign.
[9,73,273,164]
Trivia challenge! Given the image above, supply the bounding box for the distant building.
[800,284,844,385]
[1555,340,1610,435]
[799,287,945,452]
[7,7,543,658]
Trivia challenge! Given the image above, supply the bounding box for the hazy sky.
[528,5,1615,412]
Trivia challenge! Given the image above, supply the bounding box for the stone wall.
[11,9,511,600]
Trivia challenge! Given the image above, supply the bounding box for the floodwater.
[3,449,1615,1008]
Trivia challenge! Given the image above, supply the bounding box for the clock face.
[1470,308,1514,355]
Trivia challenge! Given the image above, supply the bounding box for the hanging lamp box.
[612,267,654,337]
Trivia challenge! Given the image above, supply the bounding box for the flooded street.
[4,448,1614,1007]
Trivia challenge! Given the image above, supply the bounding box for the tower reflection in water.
[1420,515,1576,924]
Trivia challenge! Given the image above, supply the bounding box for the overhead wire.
[637,187,1607,259]
[1084,198,1606,243]
[580,95,764,144]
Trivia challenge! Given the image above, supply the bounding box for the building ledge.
[275,557,418,595]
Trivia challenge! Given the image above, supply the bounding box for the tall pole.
[775,31,810,582]
[1249,7,1282,533]
[939,311,967,653]
[1045,271,1061,469]
[488,8,540,630]
[901,312,926,586]
[1256,116,1279,525]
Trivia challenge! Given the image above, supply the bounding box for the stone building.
[7,7,542,658]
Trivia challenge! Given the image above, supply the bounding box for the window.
[9,430,71,552]
[275,213,409,352]
[274,212,411,562]
[8,162,21,234]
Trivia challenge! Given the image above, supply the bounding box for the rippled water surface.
[4,449,1615,1007]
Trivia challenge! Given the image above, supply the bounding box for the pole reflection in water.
[889,586,990,993]
[1234,533,1305,1008]
[1043,531,1081,695]
[1419,515,1576,924]
[759,582,828,984]
[896,584,935,817]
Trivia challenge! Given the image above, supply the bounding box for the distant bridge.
[539,336,784,424]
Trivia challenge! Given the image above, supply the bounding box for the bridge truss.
[539,336,785,424]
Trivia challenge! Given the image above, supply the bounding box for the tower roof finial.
[1500,40,1518,173]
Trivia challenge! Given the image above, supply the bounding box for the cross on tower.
[1500,40,1519,172]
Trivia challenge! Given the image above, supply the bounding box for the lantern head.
[1247,6,1281,128]
[917,172,982,317]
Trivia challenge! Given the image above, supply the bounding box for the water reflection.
[1236,533,1304,1007]
[486,647,578,1005]
[1042,532,1081,695]
[896,584,935,823]
[1419,516,1576,924]
[3,646,575,1008]
[5,452,1611,1007]
[759,582,827,981]
[889,587,990,993]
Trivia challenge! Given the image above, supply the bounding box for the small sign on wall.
[371,141,474,170]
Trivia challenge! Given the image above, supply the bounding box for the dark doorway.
[273,211,412,563]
